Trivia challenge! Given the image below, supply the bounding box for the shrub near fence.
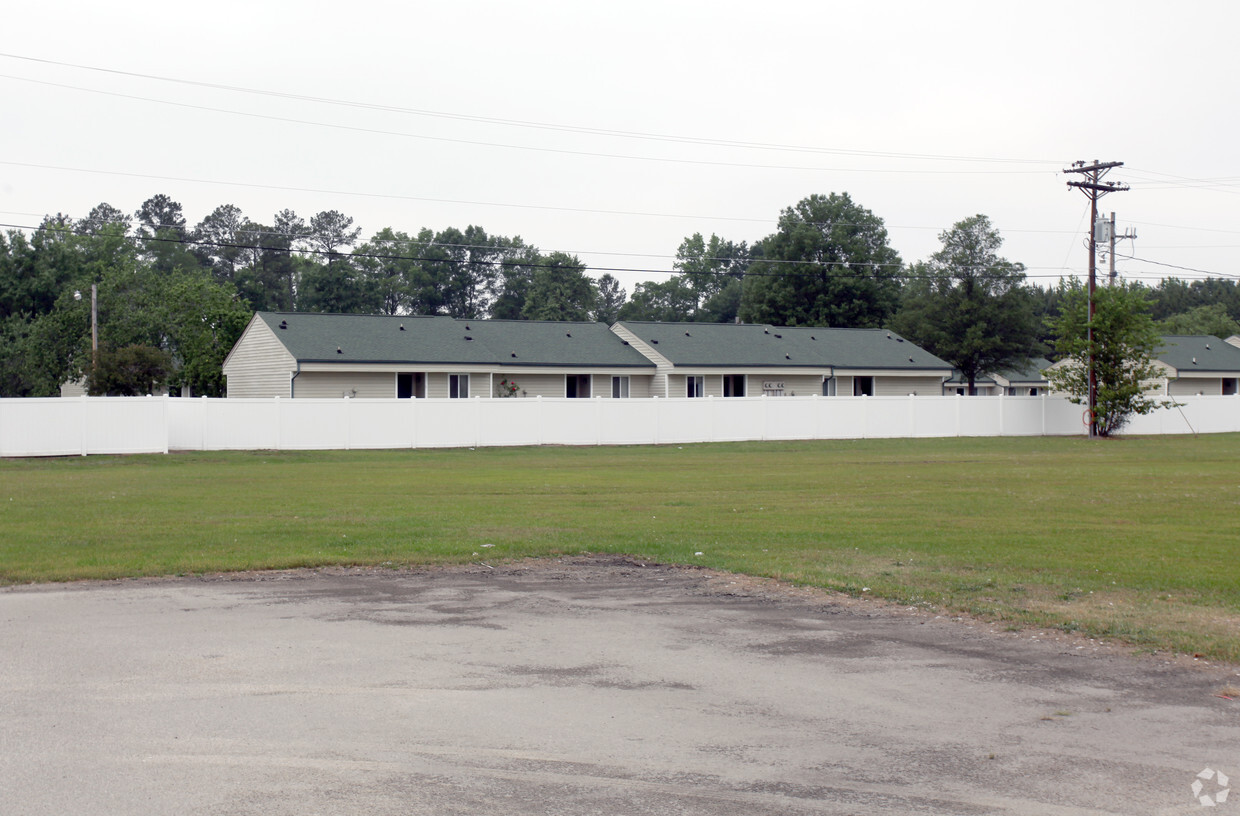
[2,394,1238,457]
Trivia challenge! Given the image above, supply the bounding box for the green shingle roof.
[1156,336,1240,373]
[256,313,655,368]
[615,321,953,371]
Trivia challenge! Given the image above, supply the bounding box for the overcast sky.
[3,1,1238,298]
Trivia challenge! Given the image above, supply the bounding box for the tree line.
[1,191,1237,401]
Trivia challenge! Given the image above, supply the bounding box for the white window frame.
[686,376,704,398]
[449,373,470,399]
[723,374,745,397]
[822,377,837,396]
[853,376,874,396]
[612,376,630,399]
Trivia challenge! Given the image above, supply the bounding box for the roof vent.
[279,320,288,330]
[810,335,816,341]
[684,331,691,337]
[1206,343,1211,349]
[886,333,892,339]
[774,333,782,339]
[336,346,343,354]
[1193,357,1198,364]
[511,352,517,358]
[399,324,405,331]
[651,339,659,344]
[464,325,471,330]
[621,340,630,345]
[566,332,572,337]
[763,329,769,334]
[909,357,915,362]
[785,354,791,360]
[897,337,904,343]
[464,336,473,341]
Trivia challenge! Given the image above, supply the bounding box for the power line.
[0,52,1064,167]
[1,160,1090,239]
[1,73,1062,176]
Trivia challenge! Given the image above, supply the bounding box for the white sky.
[3,0,1238,298]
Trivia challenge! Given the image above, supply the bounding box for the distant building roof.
[254,312,656,369]
[613,321,953,371]
[1156,335,1240,374]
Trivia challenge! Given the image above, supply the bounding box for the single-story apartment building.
[610,321,952,398]
[1151,335,1240,396]
[222,313,658,399]
[942,358,1051,396]
[222,312,956,399]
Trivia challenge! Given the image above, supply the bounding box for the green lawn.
[3,435,1239,660]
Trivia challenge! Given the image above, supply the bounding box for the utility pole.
[1063,160,1129,437]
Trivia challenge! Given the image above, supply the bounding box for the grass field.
[2,435,1239,661]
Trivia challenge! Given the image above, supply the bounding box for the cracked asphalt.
[1,557,1236,815]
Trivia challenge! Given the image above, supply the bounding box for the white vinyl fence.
[2,394,1238,457]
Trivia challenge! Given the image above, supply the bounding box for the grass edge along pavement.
[2,435,1239,662]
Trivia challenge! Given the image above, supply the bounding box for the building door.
[397,372,425,398]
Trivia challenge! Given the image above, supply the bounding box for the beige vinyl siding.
[294,371,395,399]
[503,373,566,398]
[755,374,823,396]
[626,375,654,399]
[1169,376,1225,396]
[223,319,296,398]
[876,375,947,396]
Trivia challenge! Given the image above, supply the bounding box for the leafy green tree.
[78,203,131,235]
[159,273,253,396]
[86,344,173,396]
[698,278,743,324]
[617,277,698,322]
[1046,279,1168,437]
[193,204,249,285]
[521,253,596,321]
[299,210,366,313]
[134,194,198,275]
[892,215,1039,394]
[489,241,546,320]
[593,273,626,324]
[1156,303,1240,339]
[674,232,752,315]
[354,228,418,315]
[739,193,902,328]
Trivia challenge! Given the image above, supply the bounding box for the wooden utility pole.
[1063,160,1129,437]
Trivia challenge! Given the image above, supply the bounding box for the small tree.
[1046,280,1168,437]
[87,344,173,396]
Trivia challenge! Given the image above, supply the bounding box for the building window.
[686,376,704,398]
[853,376,874,396]
[612,376,630,398]
[723,374,745,397]
[397,372,425,399]
[449,374,469,399]
[822,377,837,396]
[1224,378,1238,396]
[566,374,591,398]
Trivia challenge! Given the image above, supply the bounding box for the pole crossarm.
[1067,180,1130,194]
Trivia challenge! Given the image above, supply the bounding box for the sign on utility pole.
[1063,160,1129,438]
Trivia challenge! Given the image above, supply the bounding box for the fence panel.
[5,394,1239,457]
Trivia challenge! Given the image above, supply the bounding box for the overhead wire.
[0,52,1063,167]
